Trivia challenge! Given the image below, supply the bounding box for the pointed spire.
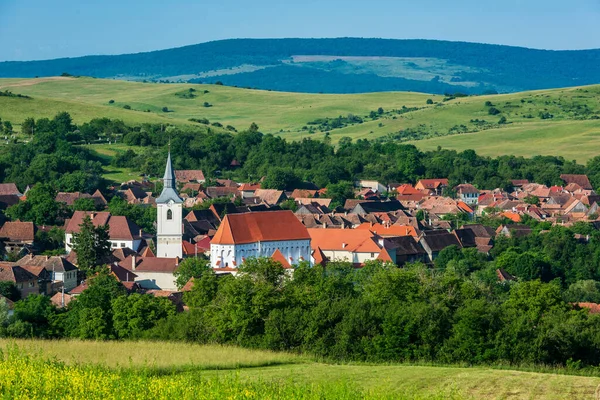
[163,152,176,189]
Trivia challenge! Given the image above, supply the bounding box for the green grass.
[2,339,600,399]
[1,77,600,161]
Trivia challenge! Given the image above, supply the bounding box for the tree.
[21,118,35,135]
[0,297,8,328]
[249,122,259,132]
[173,257,211,290]
[426,99,434,105]
[5,184,66,225]
[162,106,169,112]
[71,215,111,272]
[377,107,384,115]
[523,195,540,205]
[72,198,97,211]
[111,294,175,339]
[0,281,20,302]
[3,121,13,134]
[262,167,300,190]
[325,181,354,208]
[498,116,507,124]
[12,294,57,337]
[488,107,501,115]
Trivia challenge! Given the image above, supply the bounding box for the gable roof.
[356,222,418,237]
[353,200,404,214]
[64,211,142,240]
[560,174,592,190]
[271,249,292,269]
[0,263,37,283]
[0,183,21,196]
[175,170,205,182]
[376,247,394,262]
[50,292,73,308]
[0,221,35,242]
[385,236,426,256]
[120,256,179,273]
[16,255,77,272]
[308,228,382,253]
[254,189,286,205]
[420,231,462,252]
[212,211,310,245]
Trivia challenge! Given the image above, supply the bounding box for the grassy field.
[1,77,600,161]
[1,339,599,399]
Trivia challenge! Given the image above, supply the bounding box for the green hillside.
[3,339,600,399]
[1,77,599,161]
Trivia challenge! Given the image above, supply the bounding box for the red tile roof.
[120,255,179,273]
[64,211,142,240]
[0,263,37,283]
[175,170,205,182]
[560,174,592,190]
[181,277,195,292]
[0,221,35,242]
[0,183,21,196]
[356,222,418,237]
[50,292,73,308]
[576,302,600,314]
[308,228,382,253]
[211,211,310,245]
[271,249,292,269]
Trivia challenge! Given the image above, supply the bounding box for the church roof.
[157,152,183,204]
[211,211,310,245]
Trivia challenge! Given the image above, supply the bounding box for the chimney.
[131,255,136,271]
[175,256,180,266]
[139,229,142,237]
[342,242,347,249]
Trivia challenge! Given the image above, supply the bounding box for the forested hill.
[1,38,599,94]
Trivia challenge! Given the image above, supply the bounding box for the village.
[0,152,598,312]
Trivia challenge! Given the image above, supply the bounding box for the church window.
[167,209,173,220]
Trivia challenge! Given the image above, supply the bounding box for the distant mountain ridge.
[1,38,599,94]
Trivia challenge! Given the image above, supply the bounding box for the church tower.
[156,152,183,258]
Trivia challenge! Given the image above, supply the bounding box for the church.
[155,152,183,259]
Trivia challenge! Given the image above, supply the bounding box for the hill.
[1,77,599,162]
[1,38,600,94]
[2,339,600,399]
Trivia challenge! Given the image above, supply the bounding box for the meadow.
[1,339,599,399]
[1,77,600,161]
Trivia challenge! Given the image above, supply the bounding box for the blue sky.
[1,0,599,61]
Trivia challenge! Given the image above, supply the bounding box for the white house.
[455,184,480,206]
[356,180,387,194]
[16,255,79,291]
[156,152,183,259]
[64,211,144,253]
[308,228,395,265]
[210,210,312,269]
[120,255,179,291]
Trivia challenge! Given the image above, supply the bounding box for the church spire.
[163,151,176,189]
[156,150,182,204]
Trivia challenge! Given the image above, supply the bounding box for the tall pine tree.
[72,215,111,273]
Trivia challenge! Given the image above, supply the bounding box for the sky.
[1,0,599,61]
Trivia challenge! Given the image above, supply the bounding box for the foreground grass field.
[1,339,599,399]
[1,77,600,161]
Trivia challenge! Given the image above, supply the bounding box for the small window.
[120,243,126,248]
[371,253,375,258]
[167,209,173,220]
[29,282,35,288]
[112,242,117,248]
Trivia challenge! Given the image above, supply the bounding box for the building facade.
[156,152,183,259]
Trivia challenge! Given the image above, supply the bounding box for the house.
[118,186,155,205]
[355,222,419,238]
[18,265,52,295]
[174,170,205,183]
[419,231,462,262]
[0,263,39,297]
[290,189,318,199]
[0,195,20,210]
[120,255,180,291]
[0,183,22,197]
[254,189,287,205]
[0,294,14,316]
[415,179,449,194]
[206,186,239,199]
[64,211,145,253]
[352,200,404,215]
[210,211,311,269]
[0,221,36,254]
[356,180,387,194]
[50,291,74,308]
[295,203,332,216]
[455,184,479,205]
[385,236,427,265]
[308,228,395,265]
[238,183,261,199]
[15,255,79,291]
[55,191,107,208]
[560,174,593,191]
[496,224,532,238]
[295,198,332,208]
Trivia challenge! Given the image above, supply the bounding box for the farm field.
[1,339,599,399]
[1,77,600,162]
